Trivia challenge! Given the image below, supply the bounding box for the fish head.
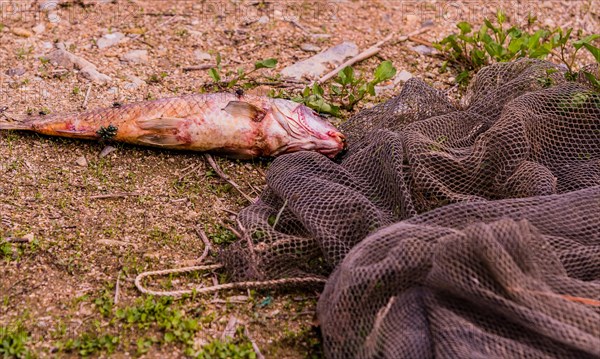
[268,99,346,158]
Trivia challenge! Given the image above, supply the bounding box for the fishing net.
[221,59,600,358]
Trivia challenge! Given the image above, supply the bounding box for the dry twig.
[316,27,431,84]
[204,154,255,203]
[89,192,142,199]
[82,83,92,109]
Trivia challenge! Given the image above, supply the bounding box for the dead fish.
[0,93,346,159]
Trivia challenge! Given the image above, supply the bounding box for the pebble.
[311,33,332,40]
[194,50,211,61]
[12,27,33,38]
[122,49,149,64]
[257,15,270,24]
[5,68,26,77]
[123,75,146,90]
[300,43,321,52]
[281,41,359,80]
[33,23,46,34]
[406,14,420,27]
[394,70,414,84]
[76,156,88,167]
[22,233,35,242]
[96,32,125,49]
[42,41,54,50]
[411,45,437,56]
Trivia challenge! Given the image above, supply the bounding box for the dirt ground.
[0,0,598,358]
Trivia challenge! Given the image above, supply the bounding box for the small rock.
[12,27,33,38]
[406,14,420,27]
[257,15,270,24]
[310,33,331,40]
[227,295,249,303]
[42,41,54,50]
[48,47,112,84]
[300,43,320,52]
[22,233,35,242]
[422,19,435,27]
[394,70,414,84]
[122,49,149,64]
[99,145,116,158]
[281,41,359,80]
[193,50,211,61]
[76,156,88,167]
[123,75,145,90]
[411,45,437,56]
[96,32,125,49]
[5,68,26,77]
[156,45,168,57]
[33,23,45,34]
[107,87,119,95]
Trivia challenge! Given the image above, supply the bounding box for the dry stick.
[183,64,216,72]
[89,192,142,199]
[271,199,288,230]
[3,237,31,244]
[316,27,432,85]
[244,327,265,359]
[195,226,213,264]
[114,272,121,305]
[204,154,255,203]
[409,36,435,48]
[224,224,242,239]
[222,208,239,217]
[82,84,92,109]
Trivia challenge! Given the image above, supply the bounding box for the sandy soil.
[0,0,598,357]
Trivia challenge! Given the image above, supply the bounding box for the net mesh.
[220,59,600,358]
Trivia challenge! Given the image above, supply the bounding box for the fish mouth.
[273,131,346,158]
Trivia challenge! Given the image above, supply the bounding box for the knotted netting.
[220,59,600,358]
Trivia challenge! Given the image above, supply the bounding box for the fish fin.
[222,101,266,122]
[137,117,186,130]
[137,134,186,147]
[54,129,98,139]
[0,119,30,130]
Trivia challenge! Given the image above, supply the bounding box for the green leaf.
[312,83,324,96]
[337,66,354,85]
[457,21,472,34]
[367,83,376,96]
[508,37,524,54]
[529,44,551,58]
[582,43,600,63]
[456,70,470,84]
[208,68,220,82]
[373,60,397,83]
[483,19,497,33]
[583,71,600,90]
[496,9,506,24]
[215,52,221,67]
[302,86,310,98]
[254,58,278,69]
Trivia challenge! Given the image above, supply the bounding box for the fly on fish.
[0,93,346,159]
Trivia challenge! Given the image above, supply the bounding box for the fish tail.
[0,119,32,131]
